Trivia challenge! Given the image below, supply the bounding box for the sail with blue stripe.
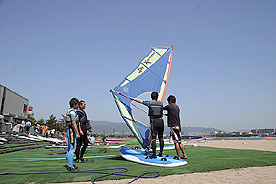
[111,46,173,148]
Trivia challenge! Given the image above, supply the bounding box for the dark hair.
[79,100,85,105]
[151,92,158,100]
[167,95,176,103]
[69,98,79,108]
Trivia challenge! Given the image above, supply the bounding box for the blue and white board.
[120,146,187,167]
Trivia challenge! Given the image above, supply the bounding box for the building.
[251,128,275,136]
[0,84,29,132]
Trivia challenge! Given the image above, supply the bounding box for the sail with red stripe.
[111,46,173,148]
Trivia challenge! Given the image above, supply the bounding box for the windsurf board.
[120,146,187,167]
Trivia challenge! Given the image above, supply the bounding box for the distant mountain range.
[89,120,222,135]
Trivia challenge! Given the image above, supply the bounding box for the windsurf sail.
[111,46,173,148]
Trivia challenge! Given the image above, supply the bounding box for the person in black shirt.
[164,95,187,159]
[75,100,89,163]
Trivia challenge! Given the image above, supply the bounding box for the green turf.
[0,145,275,184]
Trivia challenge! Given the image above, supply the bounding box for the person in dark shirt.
[164,95,187,159]
[75,100,89,163]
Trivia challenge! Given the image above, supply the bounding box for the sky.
[0,0,275,132]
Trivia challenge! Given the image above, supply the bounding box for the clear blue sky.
[0,0,275,131]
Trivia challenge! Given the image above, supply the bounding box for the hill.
[90,120,222,135]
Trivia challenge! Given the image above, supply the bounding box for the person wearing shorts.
[164,95,187,159]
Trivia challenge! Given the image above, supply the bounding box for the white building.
[0,84,29,132]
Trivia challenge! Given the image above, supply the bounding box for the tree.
[45,114,57,129]
[55,122,67,132]
[37,118,44,125]
[46,114,67,132]
[27,113,36,124]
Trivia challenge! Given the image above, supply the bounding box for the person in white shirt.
[20,120,26,133]
[25,121,31,135]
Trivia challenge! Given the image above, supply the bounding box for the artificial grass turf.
[0,145,275,184]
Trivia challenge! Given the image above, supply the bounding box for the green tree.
[27,113,36,124]
[55,123,67,133]
[45,114,67,133]
[45,114,57,129]
[58,115,67,132]
[37,118,44,125]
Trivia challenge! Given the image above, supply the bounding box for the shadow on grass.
[107,156,124,161]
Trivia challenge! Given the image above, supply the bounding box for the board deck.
[120,146,187,167]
